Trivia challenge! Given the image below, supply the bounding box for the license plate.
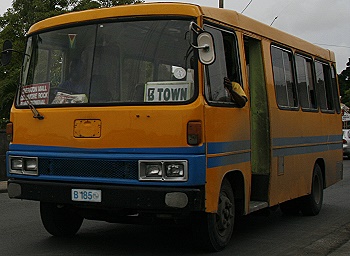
[71,189,102,202]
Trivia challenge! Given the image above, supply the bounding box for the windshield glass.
[19,19,196,106]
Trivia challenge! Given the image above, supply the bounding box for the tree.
[340,58,350,107]
[0,0,143,128]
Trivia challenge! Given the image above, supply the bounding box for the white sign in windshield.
[145,81,192,102]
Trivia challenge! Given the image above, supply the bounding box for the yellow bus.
[5,3,343,251]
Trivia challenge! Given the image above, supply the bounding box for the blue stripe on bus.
[7,145,207,186]
[272,143,342,157]
[273,144,327,157]
[272,135,342,157]
[9,134,342,172]
[207,152,251,168]
[207,140,251,154]
[272,135,342,147]
[206,140,251,168]
[328,143,343,151]
[206,134,341,168]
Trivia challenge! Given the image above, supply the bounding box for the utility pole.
[219,0,224,8]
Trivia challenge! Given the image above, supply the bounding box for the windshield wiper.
[20,85,44,120]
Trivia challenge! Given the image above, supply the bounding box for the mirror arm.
[191,43,210,51]
[2,49,29,57]
[189,21,203,35]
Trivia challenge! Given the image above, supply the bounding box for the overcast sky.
[0,0,349,72]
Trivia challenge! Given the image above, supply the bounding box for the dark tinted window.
[331,66,341,114]
[271,46,298,108]
[295,54,317,110]
[20,19,196,106]
[315,61,334,111]
[204,25,242,104]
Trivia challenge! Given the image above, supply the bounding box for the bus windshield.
[19,19,196,106]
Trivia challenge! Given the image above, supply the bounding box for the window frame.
[202,23,244,107]
[331,64,341,114]
[270,44,299,111]
[294,53,318,112]
[16,17,199,108]
[314,59,335,113]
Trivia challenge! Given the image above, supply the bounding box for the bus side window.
[331,65,341,114]
[204,25,242,104]
[271,45,298,109]
[315,61,334,112]
[295,54,317,110]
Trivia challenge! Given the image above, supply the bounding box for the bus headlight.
[139,160,188,181]
[11,158,23,170]
[25,158,38,171]
[9,156,38,176]
[145,163,163,177]
[165,163,185,177]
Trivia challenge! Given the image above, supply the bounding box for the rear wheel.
[194,179,235,251]
[300,164,324,216]
[40,202,83,237]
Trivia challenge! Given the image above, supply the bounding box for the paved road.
[1,161,350,255]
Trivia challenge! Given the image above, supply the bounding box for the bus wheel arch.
[224,170,245,217]
[194,171,245,251]
[194,178,235,251]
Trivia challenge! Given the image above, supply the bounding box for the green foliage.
[0,0,143,123]
[0,117,10,129]
[340,58,350,107]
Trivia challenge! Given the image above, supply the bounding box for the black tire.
[194,179,235,251]
[300,164,324,216]
[40,202,84,237]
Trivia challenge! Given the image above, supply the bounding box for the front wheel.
[194,179,235,251]
[40,202,84,237]
[300,164,324,216]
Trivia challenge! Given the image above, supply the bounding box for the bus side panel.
[268,121,342,206]
[204,104,251,213]
[262,42,342,206]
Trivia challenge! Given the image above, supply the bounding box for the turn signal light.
[187,121,202,145]
[6,122,13,142]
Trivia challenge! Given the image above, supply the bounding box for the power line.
[270,16,278,26]
[270,0,294,26]
[241,0,252,14]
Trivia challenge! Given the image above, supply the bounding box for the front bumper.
[7,179,205,212]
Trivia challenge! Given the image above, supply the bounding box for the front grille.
[39,158,138,180]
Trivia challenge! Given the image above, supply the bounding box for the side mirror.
[197,32,215,65]
[1,40,13,66]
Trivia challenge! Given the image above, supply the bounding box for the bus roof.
[27,3,202,34]
[200,6,335,62]
[27,2,335,62]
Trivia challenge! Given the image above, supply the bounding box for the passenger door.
[203,25,251,213]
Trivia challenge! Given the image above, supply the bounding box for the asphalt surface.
[1,179,350,255]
